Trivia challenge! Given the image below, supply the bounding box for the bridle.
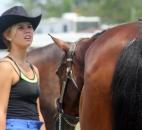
[56,31,107,130]
[56,42,80,130]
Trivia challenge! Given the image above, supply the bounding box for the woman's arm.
[34,65,46,130]
[0,62,13,130]
[37,98,46,130]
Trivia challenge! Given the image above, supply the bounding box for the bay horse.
[50,20,142,130]
[27,43,80,130]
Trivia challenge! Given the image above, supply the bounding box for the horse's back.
[80,21,142,130]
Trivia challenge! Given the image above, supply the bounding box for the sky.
[0,1,9,14]
[0,0,13,15]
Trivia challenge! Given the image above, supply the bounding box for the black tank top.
[6,56,40,120]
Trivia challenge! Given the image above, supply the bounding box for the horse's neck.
[76,39,93,65]
[78,30,106,59]
[27,45,52,63]
[77,35,98,64]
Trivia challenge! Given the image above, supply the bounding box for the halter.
[57,42,80,130]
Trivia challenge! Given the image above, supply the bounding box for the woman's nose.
[25,27,33,33]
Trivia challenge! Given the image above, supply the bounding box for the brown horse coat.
[51,21,142,130]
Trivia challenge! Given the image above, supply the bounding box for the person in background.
[0,6,46,130]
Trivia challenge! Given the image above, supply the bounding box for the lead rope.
[58,80,68,130]
[58,43,77,130]
[59,113,62,130]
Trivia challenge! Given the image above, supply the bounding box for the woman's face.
[5,22,34,50]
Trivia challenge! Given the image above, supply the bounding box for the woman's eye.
[28,25,33,29]
[18,26,23,30]
[17,24,33,30]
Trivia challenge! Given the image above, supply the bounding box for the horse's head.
[48,32,103,128]
[48,34,92,128]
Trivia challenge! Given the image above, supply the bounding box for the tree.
[9,0,142,24]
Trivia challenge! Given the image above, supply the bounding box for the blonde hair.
[3,24,18,51]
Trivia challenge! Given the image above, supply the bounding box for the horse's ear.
[48,34,70,52]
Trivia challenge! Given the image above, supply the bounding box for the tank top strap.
[28,62,38,79]
[6,56,38,83]
[29,62,34,72]
[6,56,21,77]
[29,63,39,84]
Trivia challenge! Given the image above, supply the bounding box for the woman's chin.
[26,41,32,46]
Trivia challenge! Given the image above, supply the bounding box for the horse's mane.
[90,30,106,40]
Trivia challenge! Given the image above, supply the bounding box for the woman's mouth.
[24,35,32,41]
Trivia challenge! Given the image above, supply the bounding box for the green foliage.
[10,0,142,24]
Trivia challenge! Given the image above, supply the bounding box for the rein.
[56,30,107,130]
[57,42,80,130]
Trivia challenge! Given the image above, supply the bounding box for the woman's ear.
[3,31,12,42]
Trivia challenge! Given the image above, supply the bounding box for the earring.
[8,38,12,41]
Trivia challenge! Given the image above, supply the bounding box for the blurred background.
[0,0,142,49]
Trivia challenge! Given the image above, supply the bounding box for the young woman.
[0,6,46,130]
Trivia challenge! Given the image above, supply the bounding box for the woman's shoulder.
[0,57,13,71]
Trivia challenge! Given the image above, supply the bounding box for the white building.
[37,12,101,33]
